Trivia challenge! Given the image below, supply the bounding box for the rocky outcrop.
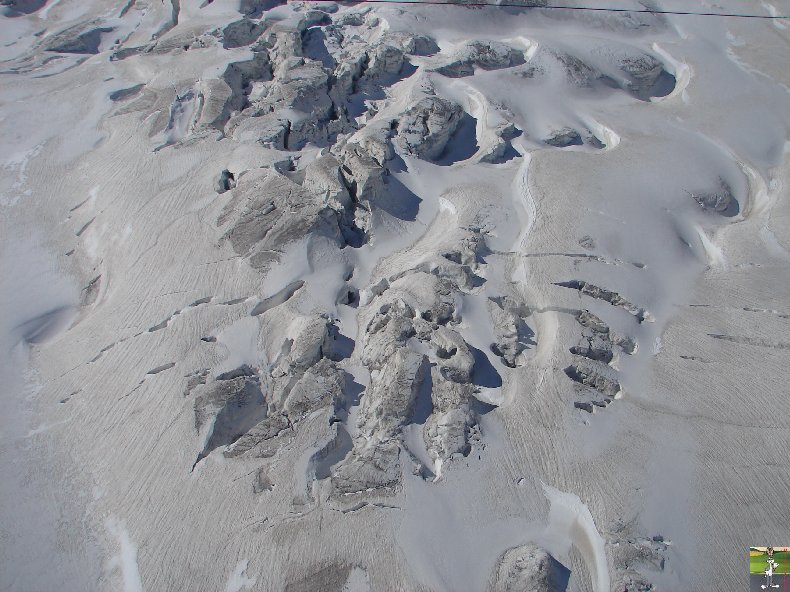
[480,122,521,163]
[193,79,233,130]
[228,356,348,458]
[188,310,354,465]
[239,0,287,17]
[365,44,405,78]
[44,23,114,54]
[214,169,235,193]
[193,372,267,466]
[616,52,675,100]
[204,14,442,153]
[235,57,345,149]
[433,40,525,78]
[574,310,636,355]
[687,179,739,217]
[222,17,266,49]
[221,50,273,115]
[393,95,465,161]
[492,544,568,592]
[565,362,621,398]
[219,170,361,270]
[328,229,496,499]
[531,45,676,101]
[488,296,534,368]
[382,32,439,56]
[566,308,636,412]
[608,523,671,592]
[544,128,583,148]
[556,280,652,323]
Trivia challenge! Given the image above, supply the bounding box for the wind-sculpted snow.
[525,43,676,101]
[4,0,790,590]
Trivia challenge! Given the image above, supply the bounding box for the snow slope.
[1,0,789,590]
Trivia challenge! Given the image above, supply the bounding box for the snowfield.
[1,0,789,590]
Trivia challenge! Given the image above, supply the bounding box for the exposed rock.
[219,171,354,270]
[109,84,144,102]
[239,0,286,17]
[284,563,352,592]
[533,46,675,100]
[214,169,235,193]
[330,440,402,495]
[488,295,534,368]
[283,358,347,420]
[493,544,568,592]
[687,179,738,217]
[564,362,621,397]
[545,127,583,148]
[193,374,267,464]
[557,280,652,323]
[80,275,102,306]
[382,32,439,56]
[608,522,670,592]
[221,51,273,115]
[252,468,274,493]
[222,17,266,49]
[616,52,675,100]
[394,95,464,161]
[250,280,305,316]
[44,23,114,54]
[434,40,525,78]
[301,154,351,208]
[364,44,404,77]
[334,140,387,221]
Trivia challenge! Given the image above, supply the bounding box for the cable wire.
[292,0,790,19]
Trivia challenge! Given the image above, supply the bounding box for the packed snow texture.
[1,0,790,590]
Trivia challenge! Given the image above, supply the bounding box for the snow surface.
[1,0,790,590]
